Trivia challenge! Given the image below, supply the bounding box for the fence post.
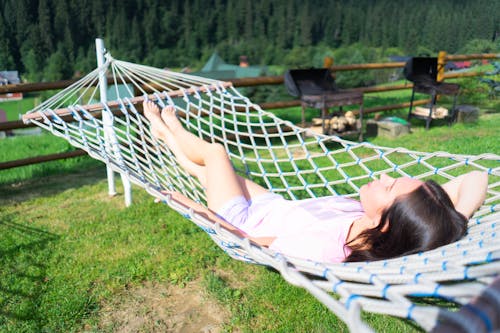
[324,56,336,79]
[437,51,447,82]
[323,56,333,68]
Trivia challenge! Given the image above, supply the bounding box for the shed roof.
[197,53,266,79]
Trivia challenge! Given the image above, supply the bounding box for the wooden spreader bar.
[22,81,233,123]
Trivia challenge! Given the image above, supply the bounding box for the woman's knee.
[207,143,227,156]
[205,143,229,162]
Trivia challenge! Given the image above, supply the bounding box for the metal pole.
[95,38,132,206]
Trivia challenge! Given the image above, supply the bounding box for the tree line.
[0,0,498,82]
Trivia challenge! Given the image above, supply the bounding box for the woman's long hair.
[344,180,468,262]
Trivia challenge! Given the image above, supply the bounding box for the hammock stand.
[23,40,500,332]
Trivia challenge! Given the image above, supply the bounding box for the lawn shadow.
[0,215,59,330]
[0,165,107,205]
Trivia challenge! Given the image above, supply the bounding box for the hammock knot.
[441,261,448,271]
[201,226,216,234]
[333,280,344,293]
[382,284,391,298]
[345,294,361,310]
[220,240,241,249]
[406,304,416,319]
[432,284,441,297]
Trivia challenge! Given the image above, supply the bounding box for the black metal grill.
[403,57,460,129]
[403,57,438,83]
[284,68,364,140]
[284,68,337,97]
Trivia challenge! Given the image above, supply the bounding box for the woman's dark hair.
[344,180,468,262]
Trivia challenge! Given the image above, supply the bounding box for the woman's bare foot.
[143,100,170,140]
[160,105,184,135]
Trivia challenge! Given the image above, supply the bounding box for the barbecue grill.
[284,68,364,140]
[404,57,460,130]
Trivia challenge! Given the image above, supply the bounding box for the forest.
[0,0,498,82]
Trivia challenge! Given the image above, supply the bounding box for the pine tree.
[38,0,54,53]
[0,12,15,69]
[299,3,312,47]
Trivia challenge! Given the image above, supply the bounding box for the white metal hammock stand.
[23,39,500,332]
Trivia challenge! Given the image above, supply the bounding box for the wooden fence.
[0,52,497,171]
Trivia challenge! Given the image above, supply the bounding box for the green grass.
[0,97,38,121]
[0,86,499,332]
[0,168,422,332]
[0,133,101,184]
[1,111,498,332]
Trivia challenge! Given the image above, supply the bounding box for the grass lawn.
[0,168,423,332]
[0,97,38,121]
[1,109,498,332]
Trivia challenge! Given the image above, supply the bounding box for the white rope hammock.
[23,48,500,332]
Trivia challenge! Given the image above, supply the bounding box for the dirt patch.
[96,280,231,333]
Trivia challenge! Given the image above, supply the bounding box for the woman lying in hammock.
[143,100,488,263]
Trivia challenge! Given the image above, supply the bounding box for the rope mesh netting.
[24,54,500,332]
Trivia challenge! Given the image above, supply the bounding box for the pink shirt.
[244,195,363,263]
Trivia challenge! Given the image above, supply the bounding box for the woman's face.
[360,174,423,221]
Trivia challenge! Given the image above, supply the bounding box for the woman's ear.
[379,218,389,232]
[374,214,390,232]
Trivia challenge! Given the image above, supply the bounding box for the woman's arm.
[441,171,488,218]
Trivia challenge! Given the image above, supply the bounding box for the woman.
[143,100,488,263]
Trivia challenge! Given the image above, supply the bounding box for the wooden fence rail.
[1,52,497,171]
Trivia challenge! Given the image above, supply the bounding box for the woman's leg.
[159,104,220,166]
[143,101,207,185]
[144,101,270,210]
[160,103,273,209]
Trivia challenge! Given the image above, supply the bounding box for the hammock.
[23,44,500,332]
